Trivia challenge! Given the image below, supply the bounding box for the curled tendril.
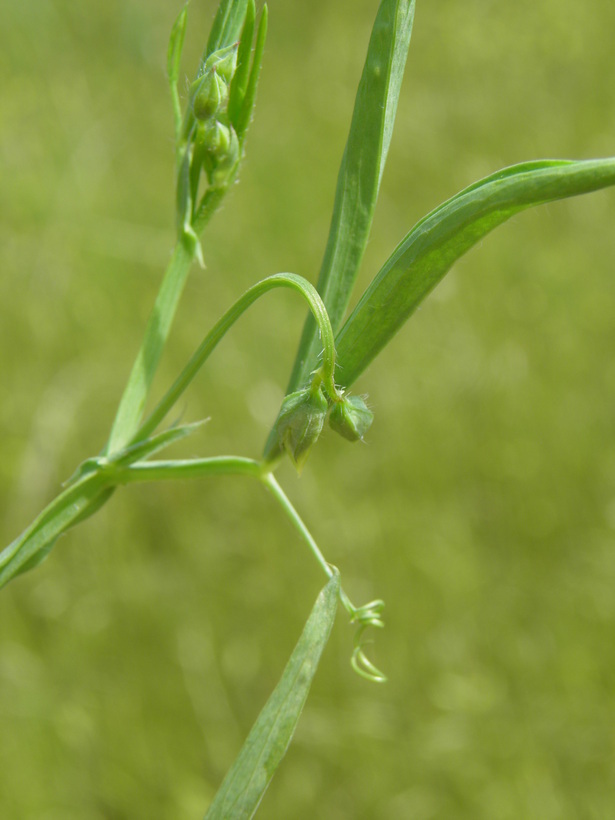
[340,591,387,683]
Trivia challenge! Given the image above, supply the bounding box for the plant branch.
[131,272,338,446]
[114,456,263,484]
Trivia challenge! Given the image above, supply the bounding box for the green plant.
[2,0,615,814]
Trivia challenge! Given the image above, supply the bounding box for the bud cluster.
[190,44,241,189]
[267,384,374,472]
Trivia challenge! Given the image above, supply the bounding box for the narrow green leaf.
[227,0,255,124]
[167,3,189,86]
[233,4,267,141]
[286,0,415,393]
[0,472,112,590]
[204,570,340,819]
[176,141,195,234]
[109,419,207,467]
[168,3,189,139]
[8,538,58,581]
[334,158,615,387]
[205,0,249,61]
[0,421,206,589]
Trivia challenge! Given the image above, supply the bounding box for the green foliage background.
[2,0,615,817]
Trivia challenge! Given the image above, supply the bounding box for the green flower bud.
[209,124,240,188]
[328,394,373,442]
[200,119,232,158]
[192,70,228,121]
[203,43,239,83]
[273,387,328,471]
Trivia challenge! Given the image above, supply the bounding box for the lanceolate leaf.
[233,4,268,141]
[204,570,340,819]
[111,419,207,467]
[167,3,189,138]
[228,0,255,124]
[286,0,415,393]
[167,3,189,86]
[334,157,615,388]
[0,422,206,589]
[0,472,113,590]
[205,0,249,61]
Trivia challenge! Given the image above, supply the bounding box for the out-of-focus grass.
[2,0,615,817]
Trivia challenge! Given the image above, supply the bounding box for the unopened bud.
[209,124,240,187]
[328,394,373,442]
[201,120,232,158]
[192,70,228,121]
[273,388,328,471]
[203,43,239,83]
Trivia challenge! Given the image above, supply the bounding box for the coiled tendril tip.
[341,593,387,683]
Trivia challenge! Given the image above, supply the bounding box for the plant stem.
[104,186,229,457]
[114,456,262,484]
[113,458,334,583]
[131,273,338,446]
[105,238,197,455]
[260,472,334,581]
[114,458,334,583]
[193,186,227,235]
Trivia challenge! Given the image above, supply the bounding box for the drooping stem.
[131,273,339,446]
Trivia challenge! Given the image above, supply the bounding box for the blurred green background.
[2,0,615,817]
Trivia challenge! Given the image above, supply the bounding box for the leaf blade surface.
[204,570,340,819]
[286,0,416,392]
[334,158,615,387]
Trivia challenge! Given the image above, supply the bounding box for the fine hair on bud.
[192,70,228,121]
[273,388,329,471]
[329,394,374,442]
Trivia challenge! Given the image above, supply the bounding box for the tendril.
[340,590,387,683]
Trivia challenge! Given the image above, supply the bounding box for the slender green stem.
[115,457,334,585]
[105,238,197,455]
[131,273,338,446]
[193,186,227,235]
[105,186,232,457]
[114,456,262,484]
[260,472,334,581]
[259,472,387,682]
[170,87,182,144]
[113,457,333,584]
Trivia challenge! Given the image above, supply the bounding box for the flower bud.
[328,394,373,442]
[192,70,228,121]
[203,43,239,83]
[200,119,232,158]
[273,388,328,471]
[209,125,240,187]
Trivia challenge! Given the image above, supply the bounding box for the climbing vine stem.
[113,456,386,682]
[130,272,340,449]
